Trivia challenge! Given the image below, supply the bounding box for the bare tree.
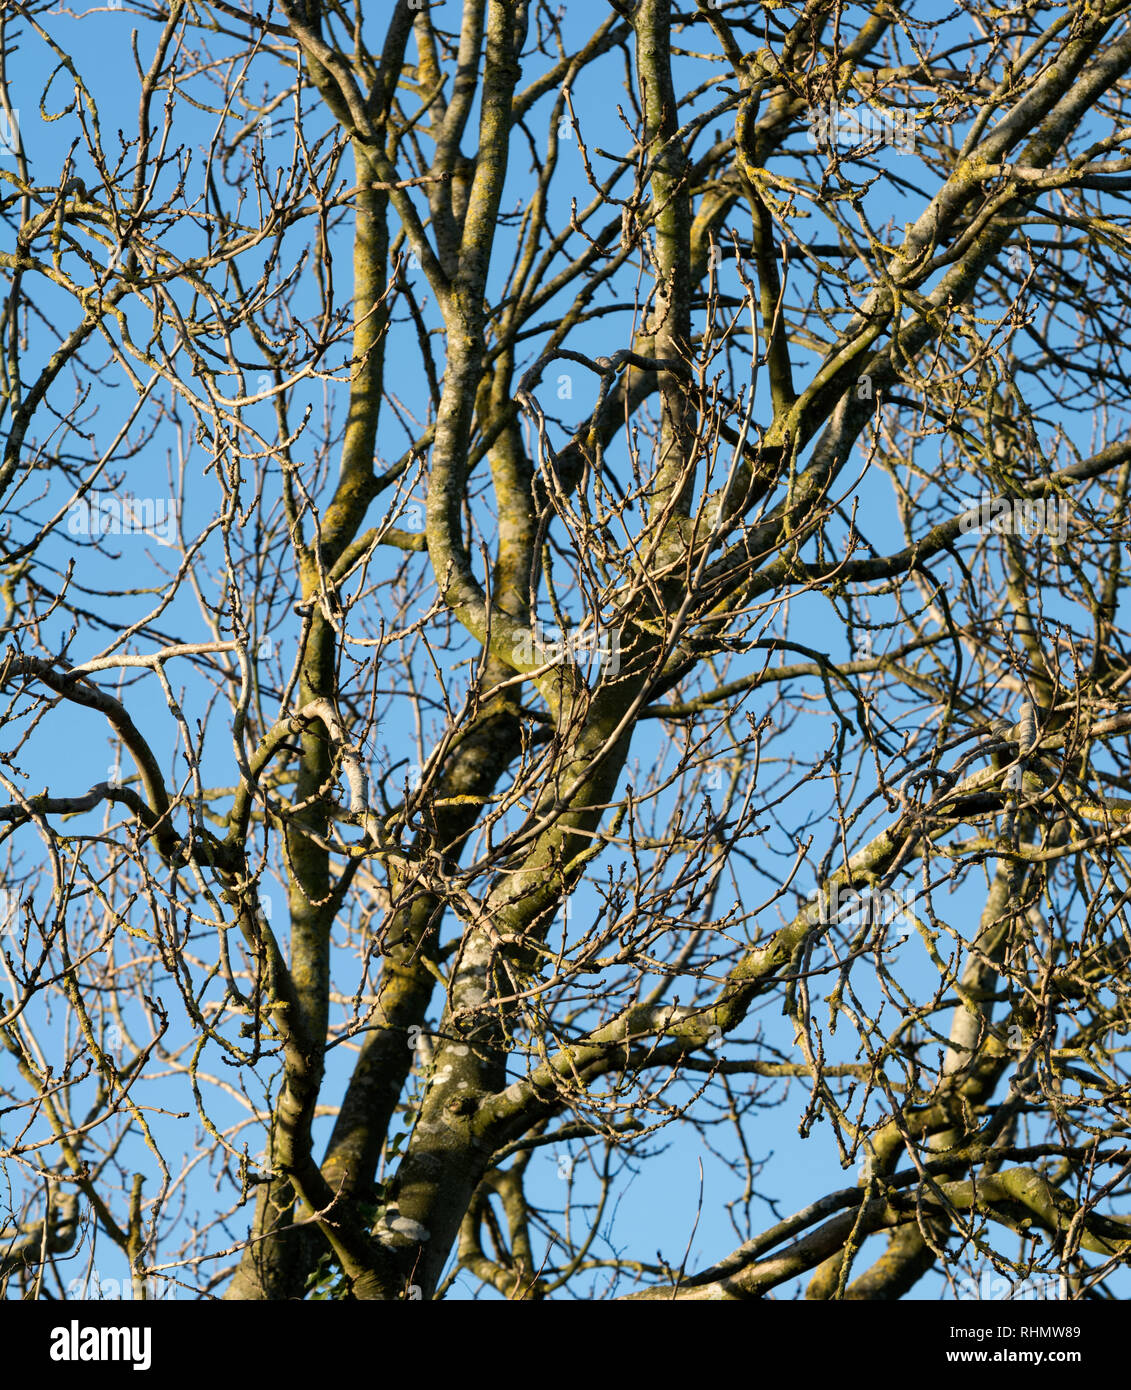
[4,0,1131,1303]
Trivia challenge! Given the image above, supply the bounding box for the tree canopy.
[4,0,1131,1301]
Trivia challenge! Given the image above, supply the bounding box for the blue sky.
[2,0,1127,1300]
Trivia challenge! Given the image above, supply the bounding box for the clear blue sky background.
[3,0,1123,1300]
